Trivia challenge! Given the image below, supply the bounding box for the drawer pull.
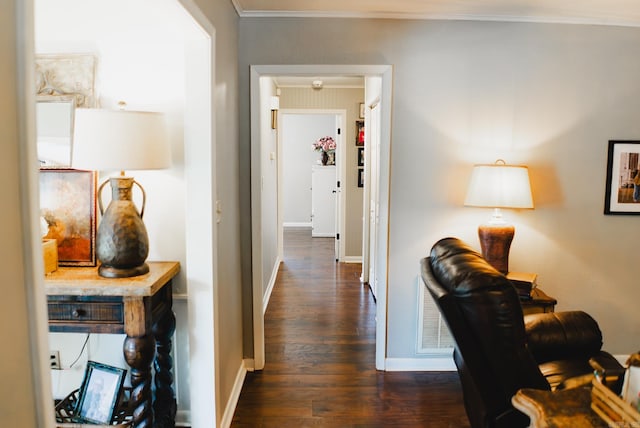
[72,309,86,318]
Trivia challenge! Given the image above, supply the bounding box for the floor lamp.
[464,159,534,274]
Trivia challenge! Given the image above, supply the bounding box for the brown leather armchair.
[420,237,623,428]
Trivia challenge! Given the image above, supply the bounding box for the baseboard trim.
[263,257,282,315]
[219,360,249,428]
[384,356,456,371]
[312,233,335,238]
[283,222,311,228]
[342,256,362,263]
[175,410,191,426]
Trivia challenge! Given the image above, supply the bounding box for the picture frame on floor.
[75,361,126,425]
[604,140,640,215]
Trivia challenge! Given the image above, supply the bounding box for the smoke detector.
[311,80,323,90]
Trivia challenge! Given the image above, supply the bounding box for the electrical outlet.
[50,351,60,370]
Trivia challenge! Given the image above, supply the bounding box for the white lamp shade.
[72,109,171,171]
[464,163,534,209]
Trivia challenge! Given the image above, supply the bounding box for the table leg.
[123,334,156,428]
[152,309,177,428]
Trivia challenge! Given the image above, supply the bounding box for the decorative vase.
[321,151,329,165]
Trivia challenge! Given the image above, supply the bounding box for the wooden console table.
[521,288,557,315]
[45,262,180,428]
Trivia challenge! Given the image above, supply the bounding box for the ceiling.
[232,0,640,27]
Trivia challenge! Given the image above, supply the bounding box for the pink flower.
[313,136,337,152]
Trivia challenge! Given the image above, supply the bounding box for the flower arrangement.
[312,136,337,153]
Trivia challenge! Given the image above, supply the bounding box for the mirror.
[36,96,75,167]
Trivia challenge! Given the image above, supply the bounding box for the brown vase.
[321,151,328,165]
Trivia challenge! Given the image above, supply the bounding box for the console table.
[45,261,180,428]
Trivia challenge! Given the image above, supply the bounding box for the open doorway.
[250,65,393,371]
[280,110,345,261]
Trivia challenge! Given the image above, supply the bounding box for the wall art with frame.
[75,361,127,425]
[356,120,365,146]
[39,168,97,266]
[358,168,364,188]
[604,140,640,215]
[358,147,365,167]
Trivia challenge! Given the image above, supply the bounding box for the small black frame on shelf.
[75,360,127,425]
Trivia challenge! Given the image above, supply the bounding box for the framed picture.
[356,120,365,146]
[39,168,97,266]
[358,168,364,188]
[358,147,365,167]
[359,102,365,119]
[604,140,640,215]
[75,361,127,425]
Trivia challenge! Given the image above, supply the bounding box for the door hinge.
[336,233,340,240]
[337,180,340,188]
[337,128,341,135]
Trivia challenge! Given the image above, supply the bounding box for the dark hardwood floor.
[231,228,470,427]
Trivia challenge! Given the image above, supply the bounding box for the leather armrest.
[524,311,603,364]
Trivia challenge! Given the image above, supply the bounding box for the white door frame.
[278,109,346,261]
[250,65,393,370]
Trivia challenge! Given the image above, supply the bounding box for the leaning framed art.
[39,168,97,266]
[604,140,640,215]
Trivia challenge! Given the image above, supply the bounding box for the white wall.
[282,113,336,226]
[239,18,640,363]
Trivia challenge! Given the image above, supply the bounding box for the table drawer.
[47,296,124,333]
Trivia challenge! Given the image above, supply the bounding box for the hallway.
[231,228,469,427]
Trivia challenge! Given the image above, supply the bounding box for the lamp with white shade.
[72,106,171,278]
[464,159,534,274]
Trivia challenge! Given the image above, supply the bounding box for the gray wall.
[240,17,640,358]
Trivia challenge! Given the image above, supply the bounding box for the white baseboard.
[312,233,335,238]
[342,256,362,263]
[384,356,456,371]
[283,222,311,228]
[175,410,191,426]
[219,360,249,428]
[263,257,282,315]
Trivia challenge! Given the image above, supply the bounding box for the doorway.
[250,65,393,371]
[280,111,345,261]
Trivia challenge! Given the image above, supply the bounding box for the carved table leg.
[152,309,177,428]
[124,334,156,428]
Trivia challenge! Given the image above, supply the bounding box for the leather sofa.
[420,237,623,428]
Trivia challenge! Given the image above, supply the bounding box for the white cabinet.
[311,165,336,237]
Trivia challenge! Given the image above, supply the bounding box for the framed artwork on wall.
[359,102,365,119]
[356,120,364,146]
[39,168,97,266]
[604,140,640,215]
[358,147,364,167]
[358,168,364,188]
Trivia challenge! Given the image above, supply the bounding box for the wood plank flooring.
[231,228,470,427]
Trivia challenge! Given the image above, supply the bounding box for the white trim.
[342,256,362,264]
[384,355,457,372]
[251,64,393,375]
[283,222,312,228]
[175,410,191,427]
[179,0,218,425]
[312,232,336,238]
[232,8,640,28]
[219,361,249,428]
[263,257,282,314]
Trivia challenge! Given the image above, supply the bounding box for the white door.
[311,165,336,237]
[367,100,381,298]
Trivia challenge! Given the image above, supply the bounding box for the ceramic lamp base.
[478,224,515,274]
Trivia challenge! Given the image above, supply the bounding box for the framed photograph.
[39,168,97,266]
[358,147,365,167]
[356,120,365,146]
[75,361,127,424]
[604,140,640,215]
[358,168,364,188]
[359,102,365,119]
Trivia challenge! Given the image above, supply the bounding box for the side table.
[45,261,180,428]
[521,288,557,315]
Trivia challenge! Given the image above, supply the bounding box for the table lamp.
[72,106,171,278]
[464,159,534,274]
